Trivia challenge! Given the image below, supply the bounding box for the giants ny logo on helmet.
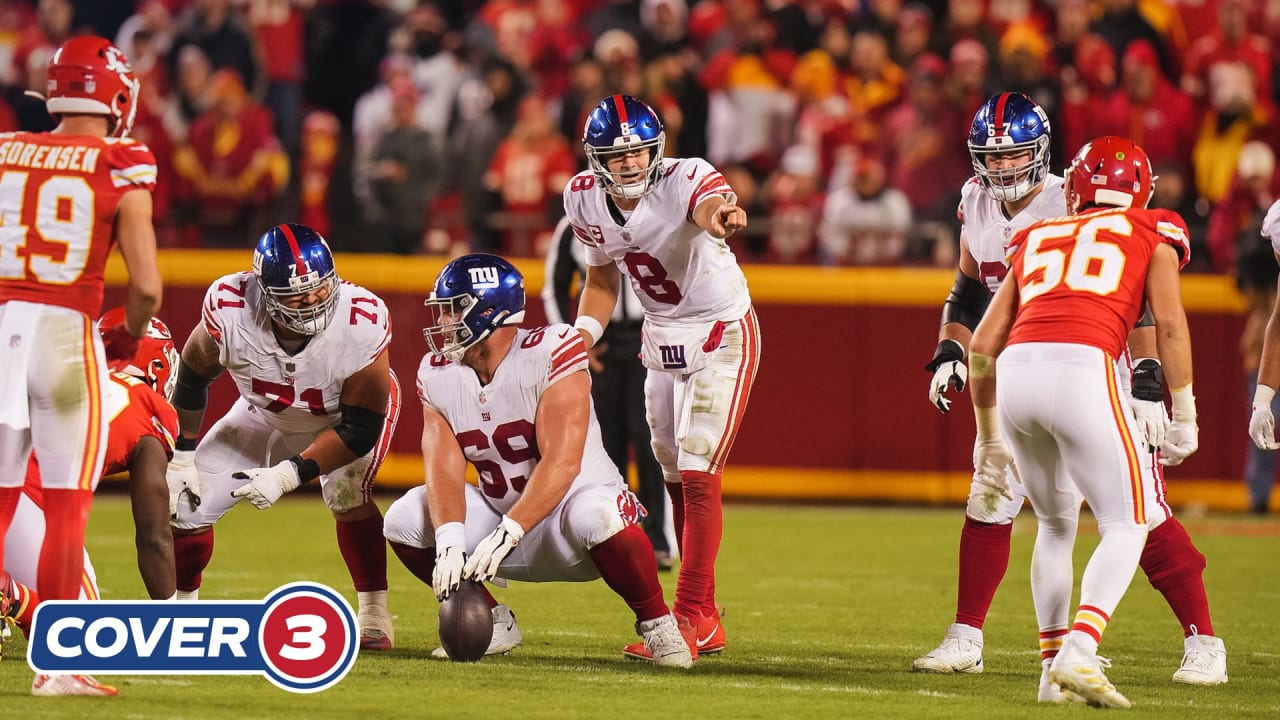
[27,582,358,693]
[468,266,501,289]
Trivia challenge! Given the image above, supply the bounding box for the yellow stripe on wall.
[105,251,1247,312]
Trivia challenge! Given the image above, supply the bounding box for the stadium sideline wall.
[104,250,1258,511]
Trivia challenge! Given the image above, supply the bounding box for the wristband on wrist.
[1255,384,1277,408]
[974,404,1000,439]
[574,315,604,347]
[287,455,321,483]
[434,521,466,549]
[175,436,198,452]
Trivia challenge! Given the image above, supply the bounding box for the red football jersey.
[1005,207,1191,358]
[24,371,177,499]
[0,132,157,317]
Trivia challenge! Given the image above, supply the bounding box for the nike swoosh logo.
[698,623,720,646]
[687,167,697,180]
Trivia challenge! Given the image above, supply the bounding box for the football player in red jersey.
[3,309,178,696]
[967,137,1198,708]
[0,36,162,612]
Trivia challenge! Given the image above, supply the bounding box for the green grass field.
[2,494,1278,718]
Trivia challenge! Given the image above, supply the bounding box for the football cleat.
[1172,632,1228,686]
[624,612,698,663]
[1048,640,1131,709]
[913,623,984,673]
[430,604,522,659]
[358,603,395,651]
[31,673,119,697]
[692,611,725,655]
[1038,658,1084,704]
[634,614,693,668]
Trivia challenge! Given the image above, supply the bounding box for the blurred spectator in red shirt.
[998,23,1063,164]
[11,0,76,131]
[298,110,339,238]
[1208,140,1280,272]
[1091,39,1197,177]
[1181,0,1272,111]
[172,69,288,247]
[892,3,934,69]
[244,0,311,158]
[884,55,970,226]
[483,95,575,256]
[703,16,796,178]
[947,38,991,123]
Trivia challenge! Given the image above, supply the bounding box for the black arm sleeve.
[171,360,213,414]
[550,224,582,323]
[940,270,991,332]
[335,403,387,458]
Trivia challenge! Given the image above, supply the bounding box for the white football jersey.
[562,157,752,325]
[200,272,392,435]
[959,173,1067,292]
[1264,197,1280,253]
[416,325,623,515]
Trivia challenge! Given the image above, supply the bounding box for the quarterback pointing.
[914,93,1225,688]
[564,95,761,658]
[166,223,400,650]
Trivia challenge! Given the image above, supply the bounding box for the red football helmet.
[43,36,140,138]
[98,308,178,399]
[1065,136,1155,215]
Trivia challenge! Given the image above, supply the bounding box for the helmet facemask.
[585,132,666,200]
[422,293,524,361]
[259,269,340,336]
[969,133,1051,203]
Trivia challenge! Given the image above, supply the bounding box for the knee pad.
[563,488,631,550]
[321,457,372,514]
[965,478,1022,525]
[383,488,429,548]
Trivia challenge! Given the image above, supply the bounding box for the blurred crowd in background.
[2,0,1279,273]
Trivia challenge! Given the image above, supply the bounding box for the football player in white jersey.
[913,94,1226,691]
[563,95,761,659]
[1249,200,1280,451]
[381,254,693,668]
[165,224,401,650]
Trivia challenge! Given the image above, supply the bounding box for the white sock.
[357,590,387,612]
[176,589,199,601]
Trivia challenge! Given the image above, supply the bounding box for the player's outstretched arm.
[1146,244,1198,464]
[422,404,470,600]
[167,323,225,516]
[693,195,747,239]
[927,235,989,413]
[113,188,162,338]
[1126,321,1169,450]
[128,435,176,599]
[1252,260,1280,450]
[967,280,1017,497]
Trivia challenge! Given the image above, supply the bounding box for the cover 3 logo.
[27,582,358,693]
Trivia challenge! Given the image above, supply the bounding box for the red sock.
[174,529,215,592]
[1141,518,1213,636]
[673,470,722,621]
[955,517,1013,629]
[336,511,388,592]
[589,523,669,622]
[37,488,93,600]
[665,481,685,557]
[0,485,20,572]
[2,573,37,635]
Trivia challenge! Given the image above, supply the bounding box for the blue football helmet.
[251,223,340,335]
[967,92,1052,203]
[582,94,666,200]
[423,254,526,361]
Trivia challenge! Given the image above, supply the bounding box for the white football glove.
[972,436,1014,500]
[166,449,204,519]
[1251,403,1278,450]
[463,515,524,582]
[1159,420,1199,466]
[230,459,301,510]
[1130,399,1169,451]
[433,545,466,601]
[926,340,968,414]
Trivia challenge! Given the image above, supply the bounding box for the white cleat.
[358,604,395,651]
[1038,658,1084,703]
[913,623,984,673]
[31,673,119,697]
[1049,640,1131,709]
[431,604,522,659]
[1172,633,1228,686]
[636,614,693,668]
